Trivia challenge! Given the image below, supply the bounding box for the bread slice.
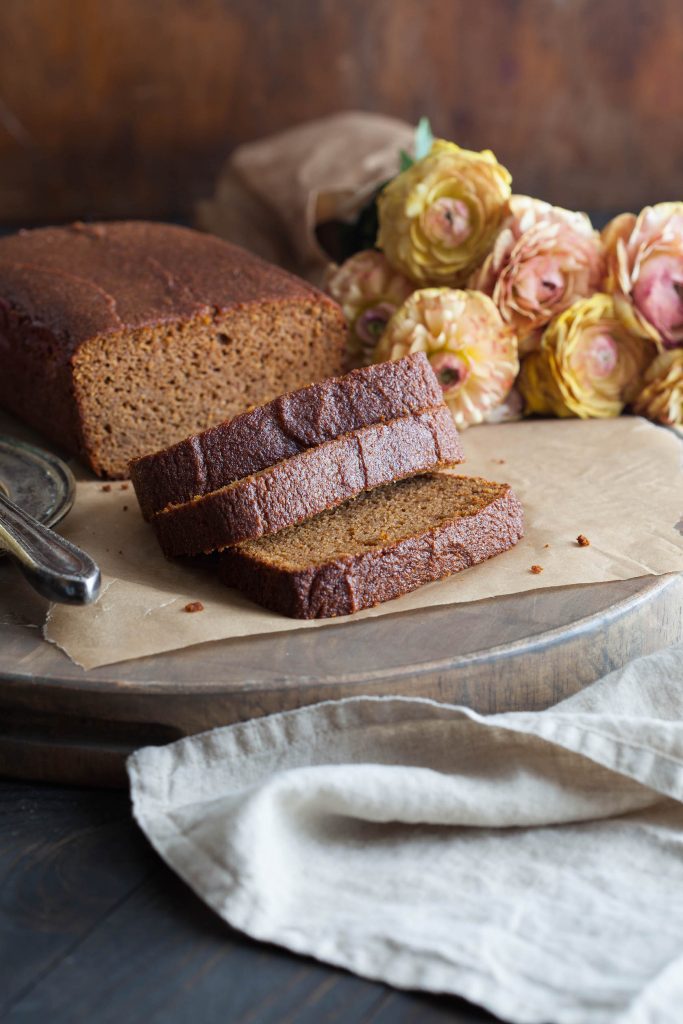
[0,222,348,478]
[130,352,443,520]
[219,474,524,618]
[153,407,464,557]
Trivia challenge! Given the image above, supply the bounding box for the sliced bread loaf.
[130,352,443,520]
[219,474,524,618]
[0,222,347,477]
[153,407,464,557]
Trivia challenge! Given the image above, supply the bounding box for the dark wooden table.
[0,779,501,1024]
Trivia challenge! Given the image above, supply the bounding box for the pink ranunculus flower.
[603,203,683,350]
[470,195,605,356]
[325,250,414,367]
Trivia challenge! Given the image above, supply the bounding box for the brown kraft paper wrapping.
[196,111,415,283]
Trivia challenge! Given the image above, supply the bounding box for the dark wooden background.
[1,7,677,1015]
[0,0,682,227]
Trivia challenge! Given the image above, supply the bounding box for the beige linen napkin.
[129,643,683,1024]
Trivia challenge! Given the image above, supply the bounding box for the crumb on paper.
[577,534,590,547]
[120,483,129,490]
[101,484,112,492]
[492,458,506,464]
[122,505,128,511]
[543,543,550,549]
[530,564,544,574]
[184,601,204,613]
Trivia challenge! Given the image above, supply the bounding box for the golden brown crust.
[152,407,464,557]
[129,353,445,519]
[219,475,524,618]
[0,222,347,476]
[0,222,332,351]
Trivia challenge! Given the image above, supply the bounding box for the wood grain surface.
[0,0,682,225]
[1,563,682,787]
[0,779,498,1023]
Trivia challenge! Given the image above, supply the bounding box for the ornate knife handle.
[0,491,101,605]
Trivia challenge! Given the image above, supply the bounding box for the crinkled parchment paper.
[37,417,683,669]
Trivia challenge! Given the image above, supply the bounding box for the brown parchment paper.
[42,417,683,670]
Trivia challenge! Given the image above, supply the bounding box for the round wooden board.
[1,568,681,787]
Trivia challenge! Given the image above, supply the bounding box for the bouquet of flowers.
[325,119,683,429]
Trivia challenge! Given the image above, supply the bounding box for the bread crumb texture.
[0,222,347,478]
[218,474,524,619]
[234,474,511,570]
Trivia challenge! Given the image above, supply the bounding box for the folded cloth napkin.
[128,643,683,1024]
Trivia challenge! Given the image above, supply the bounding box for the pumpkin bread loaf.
[219,474,524,618]
[153,406,464,556]
[0,221,347,477]
[130,352,443,520]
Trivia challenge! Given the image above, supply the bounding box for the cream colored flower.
[375,287,518,428]
[603,203,683,349]
[482,387,524,424]
[376,141,511,287]
[470,195,604,356]
[325,250,414,366]
[633,349,683,425]
[518,293,655,419]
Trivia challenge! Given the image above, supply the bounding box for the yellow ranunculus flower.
[518,293,655,419]
[374,287,519,429]
[633,349,683,425]
[377,141,512,287]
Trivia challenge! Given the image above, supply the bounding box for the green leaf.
[414,116,434,160]
[399,149,414,172]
